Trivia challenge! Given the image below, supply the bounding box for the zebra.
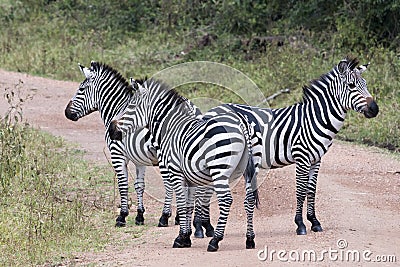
[108,77,262,252]
[64,62,214,236]
[204,56,379,235]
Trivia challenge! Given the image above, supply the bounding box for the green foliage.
[0,0,398,155]
[287,0,400,49]
[0,83,122,265]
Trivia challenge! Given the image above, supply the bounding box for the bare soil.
[1,69,399,267]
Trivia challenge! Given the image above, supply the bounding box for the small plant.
[0,79,30,192]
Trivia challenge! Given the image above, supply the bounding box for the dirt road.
[0,69,399,266]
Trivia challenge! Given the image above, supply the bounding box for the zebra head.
[108,78,149,141]
[65,62,100,121]
[336,56,379,118]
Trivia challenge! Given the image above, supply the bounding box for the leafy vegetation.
[0,2,398,147]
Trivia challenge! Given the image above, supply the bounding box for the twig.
[103,147,117,211]
[261,88,291,104]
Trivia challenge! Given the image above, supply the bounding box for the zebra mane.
[302,55,359,102]
[345,55,359,71]
[90,62,132,93]
[135,77,148,86]
[143,78,188,106]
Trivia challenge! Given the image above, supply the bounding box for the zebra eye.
[349,83,356,89]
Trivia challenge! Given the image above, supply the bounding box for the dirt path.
[1,69,399,266]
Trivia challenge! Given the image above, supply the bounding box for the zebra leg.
[294,161,310,235]
[193,185,214,238]
[173,182,192,248]
[207,179,232,252]
[201,185,215,237]
[113,157,129,227]
[158,162,173,227]
[306,162,323,232]
[244,160,260,249]
[244,186,256,249]
[186,186,195,235]
[134,165,146,225]
[193,186,204,238]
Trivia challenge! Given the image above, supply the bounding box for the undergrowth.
[0,82,143,266]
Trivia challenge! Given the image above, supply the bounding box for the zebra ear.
[338,59,348,74]
[78,63,85,73]
[79,63,92,79]
[357,62,370,74]
[129,77,136,88]
[130,77,146,94]
[130,77,139,91]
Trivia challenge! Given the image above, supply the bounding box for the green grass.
[0,1,398,153]
[0,88,146,266]
[0,121,110,266]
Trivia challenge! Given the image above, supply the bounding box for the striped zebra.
[206,56,379,235]
[64,62,214,235]
[108,78,262,252]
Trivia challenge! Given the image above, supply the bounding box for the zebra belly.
[260,130,295,169]
[123,128,158,166]
[181,131,247,186]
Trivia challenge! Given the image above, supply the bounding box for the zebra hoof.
[307,215,323,232]
[207,237,222,252]
[135,216,144,225]
[202,221,214,237]
[158,213,170,227]
[135,209,145,225]
[296,226,307,235]
[193,217,204,238]
[295,216,307,235]
[115,215,126,227]
[246,237,255,249]
[194,228,204,238]
[311,224,323,232]
[173,234,192,248]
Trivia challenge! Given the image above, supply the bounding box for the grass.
[0,85,146,266]
[0,17,398,152]
[0,123,113,266]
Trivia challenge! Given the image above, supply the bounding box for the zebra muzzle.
[65,101,79,121]
[363,99,379,118]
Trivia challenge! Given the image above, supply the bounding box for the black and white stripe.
[65,62,213,230]
[210,56,378,235]
[109,78,262,252]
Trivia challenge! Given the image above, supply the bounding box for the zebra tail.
[244,153,260,209]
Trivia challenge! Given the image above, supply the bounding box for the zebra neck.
[300,73,347,145]
[266,71,348,167]
[100,89,132,129]
[149,102,197,146]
